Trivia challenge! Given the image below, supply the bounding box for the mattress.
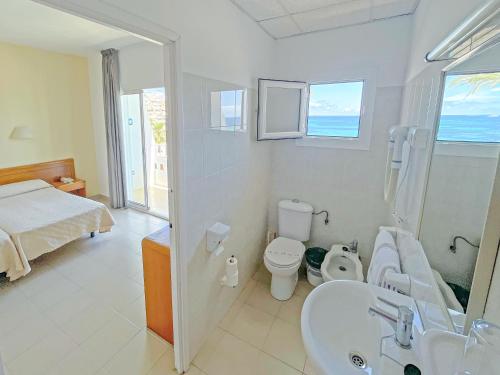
[0,179,115,279]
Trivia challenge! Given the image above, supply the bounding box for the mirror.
[419,44,500,334]
[205,79,247,132]
[257,79,307,140]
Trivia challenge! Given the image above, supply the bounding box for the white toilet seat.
[264,237,306,301]
[264,237,305,268]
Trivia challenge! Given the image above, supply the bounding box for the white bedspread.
[0,229,26,281]
[0,185,114,279]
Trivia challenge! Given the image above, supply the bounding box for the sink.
[301,280,422,375]
[420,329,466,375]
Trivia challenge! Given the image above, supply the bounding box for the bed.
[0,159,115,280]
[0,229,24,281]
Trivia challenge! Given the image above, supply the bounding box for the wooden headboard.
[0,159,76,186]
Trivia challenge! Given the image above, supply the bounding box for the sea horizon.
[305,114,499,142]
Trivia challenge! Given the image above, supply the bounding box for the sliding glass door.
[121,88,168,218]
[121,92,148,207]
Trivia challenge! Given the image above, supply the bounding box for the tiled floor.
[193,264,318,375]
[0,205,181,375]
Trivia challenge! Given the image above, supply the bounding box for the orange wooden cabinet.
[142,227,174,344]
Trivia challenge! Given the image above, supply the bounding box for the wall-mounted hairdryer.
[384,126,409,202]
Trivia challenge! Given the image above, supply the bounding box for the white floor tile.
[262,318,307,371]
[201,333,261,375]
[227,304,274,349]
[192,327,225,370]
[0,208,165,375]
[277,294,305,326]
[119,295,147,328]
[60,303,118,343]
[245,282,283,316]
[103,329,167,375]
[145,345,176,375]
[53,315,141,375]
[0,314,58,363]
[7,329,76,375]
[44,289,95,325]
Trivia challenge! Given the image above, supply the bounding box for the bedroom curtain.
[101,48,127,209]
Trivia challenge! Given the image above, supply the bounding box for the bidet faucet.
[348,240,358,253]
[368,303,414,349]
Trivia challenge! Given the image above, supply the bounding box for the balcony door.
[121,88,168,218]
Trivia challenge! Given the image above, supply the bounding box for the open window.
[257,78,374,149]
[257,79,308,140]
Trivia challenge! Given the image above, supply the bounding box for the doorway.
[121,88,169,218]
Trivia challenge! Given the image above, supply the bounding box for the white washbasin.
[420,329,466,375]
[301,280,422,375]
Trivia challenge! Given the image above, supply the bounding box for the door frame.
[31,0,190,372]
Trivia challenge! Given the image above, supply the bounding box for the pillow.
[0,179,52,199]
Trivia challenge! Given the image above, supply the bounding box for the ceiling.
[0,0,140,56]
[231,0,421,39]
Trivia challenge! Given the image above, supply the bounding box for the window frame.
[257,79,308,140]
[296,74,376,150]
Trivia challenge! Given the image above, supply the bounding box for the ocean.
[306,115,500,143]
[307,116,360,137]
[437,115,500,143]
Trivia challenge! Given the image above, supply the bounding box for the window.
[210,89,246,131]
[437,72,500,143]
[257,75,374,149]
[307,81,364,138]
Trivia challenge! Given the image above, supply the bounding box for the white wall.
[405,0,487,80]
[268,17,413,269]
[182,75,272,360]
[119,42,164,92]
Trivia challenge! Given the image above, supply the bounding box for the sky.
[220,90,243,119]
[308,81,363,117]
[441,73,500,116]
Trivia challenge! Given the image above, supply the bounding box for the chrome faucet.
[348,240,358,253]
[368,299,414,349]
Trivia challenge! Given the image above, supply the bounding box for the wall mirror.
[205,79,247,132]
[257,79,308,140]
[419,43,500,334]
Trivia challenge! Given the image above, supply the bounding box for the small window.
[437,72,500,143]
[210,89,245,131]
[306,81,364,138]
[257,79,308,140]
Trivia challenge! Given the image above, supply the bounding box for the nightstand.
[52,179,86,197]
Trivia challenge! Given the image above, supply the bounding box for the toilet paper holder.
[221,255,238,288]
[207,222,230,254]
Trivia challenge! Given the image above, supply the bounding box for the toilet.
[264,200,313,301]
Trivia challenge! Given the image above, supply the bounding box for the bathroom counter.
[142,225,173,344]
